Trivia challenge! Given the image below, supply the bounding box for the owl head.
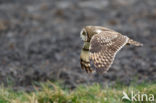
[80,26,103,42]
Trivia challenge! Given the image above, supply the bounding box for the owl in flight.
[80,26,143,73]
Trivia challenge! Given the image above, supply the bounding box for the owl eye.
[82,31,87,36]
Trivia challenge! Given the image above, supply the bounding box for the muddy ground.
[0,0,155,90]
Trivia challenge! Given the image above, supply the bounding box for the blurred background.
[0,0,155,91]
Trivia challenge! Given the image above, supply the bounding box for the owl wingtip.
[136,42,143,47]
[128,39,143,47]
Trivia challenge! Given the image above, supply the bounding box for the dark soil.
[0,0,155,90]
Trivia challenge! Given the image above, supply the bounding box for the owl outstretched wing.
[89,31,128,73]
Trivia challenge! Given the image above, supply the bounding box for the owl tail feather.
[127,39,143,46]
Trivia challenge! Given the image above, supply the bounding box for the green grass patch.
[0,82,155,103]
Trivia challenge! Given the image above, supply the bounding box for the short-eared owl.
[80,26,143,73]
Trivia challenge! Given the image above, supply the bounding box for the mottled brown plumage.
[80,26,143,73]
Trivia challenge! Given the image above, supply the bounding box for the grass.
[0,82,155,103]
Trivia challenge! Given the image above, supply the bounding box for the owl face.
[80,28,88,42]
[80,26,103,42]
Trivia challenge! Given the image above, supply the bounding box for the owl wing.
[89,31,128,73]
[80,41,94,73]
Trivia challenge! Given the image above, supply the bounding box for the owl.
[80,26,143,73]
